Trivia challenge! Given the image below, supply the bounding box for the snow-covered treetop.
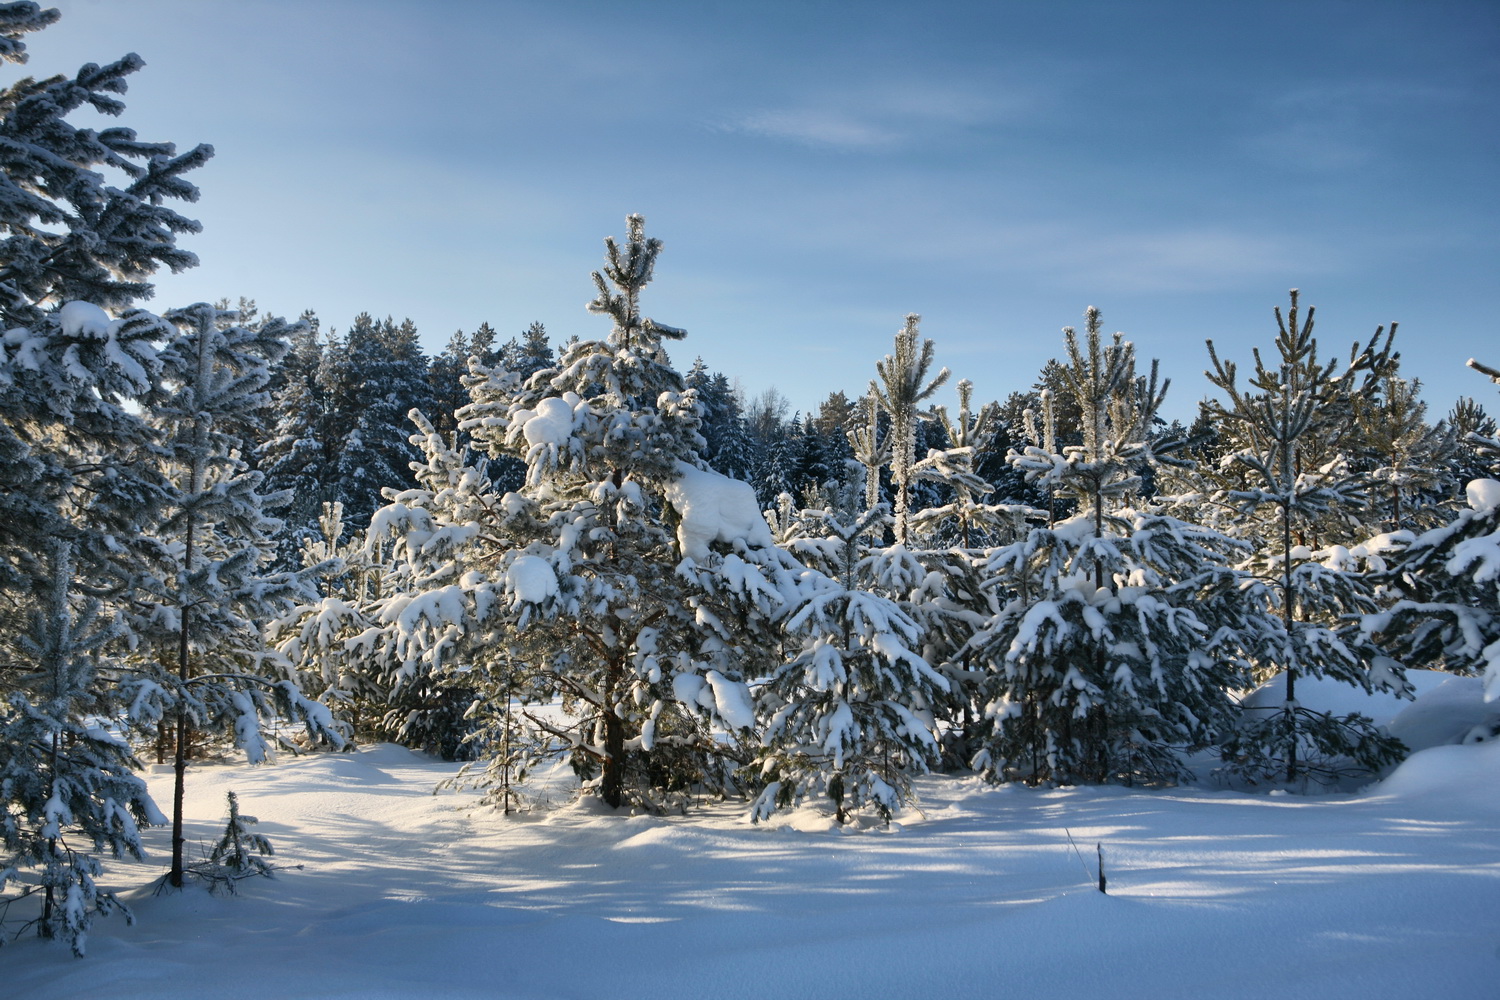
[586,214,686,353]
[873,314,949,425]
[0,7,213,328]
[1011,307,1181,518]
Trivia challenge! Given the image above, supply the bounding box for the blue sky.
[31,0,1500,422]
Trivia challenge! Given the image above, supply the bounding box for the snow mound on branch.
[704,670,755,730]
[1465,478,1500,512]
[58,300,114,339]
[671,670,755,730]
[521,396,578,448]
[506,555,558,603]
[662,461,774,561]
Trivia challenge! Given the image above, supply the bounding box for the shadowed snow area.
[6,742,1498,999]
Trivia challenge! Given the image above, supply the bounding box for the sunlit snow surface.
[6,735,1498,998]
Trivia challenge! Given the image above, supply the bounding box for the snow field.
[5,738,1497,1000]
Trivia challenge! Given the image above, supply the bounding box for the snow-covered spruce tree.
[687,358,752,481]
[0,7,216,953]
[742,387,798,504]
[794,413,853,504]
[139,303,345,888]
[0,538,163,956]
[872,314,949,544]
[258,316,334,566]
[754,499,950,823]
[1203,290,1406,784]
[317,314,433,529]
[968,309,1246,785]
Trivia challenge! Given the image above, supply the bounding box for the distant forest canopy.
[247,294,1498,566]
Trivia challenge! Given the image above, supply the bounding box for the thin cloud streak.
[714,79,1044,151]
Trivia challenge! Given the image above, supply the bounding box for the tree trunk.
[600,654,626,809]
[1283,494,1298,785]
[169,519,194,888]
[1281,382,1299,785]
[601,706,625,809]
[41,731,60,935]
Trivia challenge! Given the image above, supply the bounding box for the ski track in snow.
[5,742,1499,1000]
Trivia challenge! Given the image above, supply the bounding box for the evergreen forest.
[3,3,1499,961]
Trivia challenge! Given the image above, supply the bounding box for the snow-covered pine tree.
[140,302,345,887]
[187,790,274,893]
[906,379,1042,765]
[341,216,768,810]
[1447,396,1498,485]
[1359,356,1500,710]
[1357,372,1455,533]
[264,501,388,740]
[847,385,889,515]
[969,309,1245,785]
[0,16,211,331]
[873,314,950,544]
[814,390,856,437]
[911,378,1034,549]
[270,436,479,761]
[1203,290,1406,784]
[1363,478,1500,711]
[754,501,950,823]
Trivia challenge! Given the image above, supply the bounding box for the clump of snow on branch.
[663,460,775,561]
[1466,478,1500,512]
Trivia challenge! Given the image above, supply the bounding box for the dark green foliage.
[180,790,277,894]
[1203,290,1406,783]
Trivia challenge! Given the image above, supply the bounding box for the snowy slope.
[4,740,1497,1000]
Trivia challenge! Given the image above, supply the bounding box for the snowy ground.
[5,726,1498,1000]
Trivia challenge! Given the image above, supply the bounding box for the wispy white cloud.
[1239,79,1465,172]
[1052,229,1328,293]
[919,224,1335,294]
[729,109,901,150]
[714,79,1041,151]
